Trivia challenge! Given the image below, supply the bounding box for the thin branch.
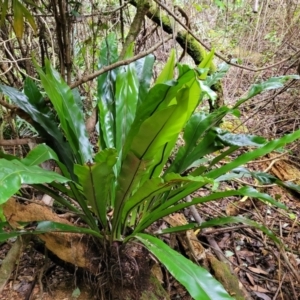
[39,16,56,66]
[0,98,16,110]
[0,138,44,146]
[152,0,300,72]
[2,39,38,82]
[70,37,170,89]
[0,63,13,77]
[119,0,150,59]
[3,2,129,18]
[232,80,295,132]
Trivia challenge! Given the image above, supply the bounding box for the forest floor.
[1,38,300,300]
[1,154,300,300]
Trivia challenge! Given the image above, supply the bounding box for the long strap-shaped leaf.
[36,60,93,164]
[166,106,231,174]
[114,92,201,238]
[74,149,117,228]
[153,216,281,245]
[0,82,75,177]
[120,174,211,227]
[135,186,287,233]
[151,78,201,178]
[135,233,233,300]
[135,55,155,105]
[0,221,102,242]
[114,98,190,235]
[115,45,139,168]
[206,129,300,179]
[161,128,300,216]
[123,70,195,159]
[0,159,69,205]
[113,151,149,239]
[97,33,119,149]
[115,105,181,218]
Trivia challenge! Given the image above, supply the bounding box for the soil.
[1,158,300,300]
[0,242,94,300]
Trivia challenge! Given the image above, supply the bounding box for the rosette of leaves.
[0,33,300,299]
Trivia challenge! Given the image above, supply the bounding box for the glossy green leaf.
[198,49,214,79]
[35,221,101,237]
[205,146,239,174]
[97,33,119,149]
[22,79,75,176]
[206,129,300,179]
[123,69,195,158]
[150,79,202,178]
[134,176,213,233]
[35,60,93,164]
[167,107,231,174]
[216,128,266,147]
[138,186,286,232]
[135,55,155,104]
[130,106,174,159]
[155,216,280,245]
[113,152,149,238]
[184,129,223,173]
[206,62,230,87]
[234,75,300,108]
[121,177,167,220]
[155,49,175,84]
[0,159,69,205]
[280,181,300,193]
[74,149,117,227]
[130,84,199,167]
[199,80,217,101]
[23,77,45,107]
[72,88,83,110]
[200,216,281,245]
[31,183,82,215]
[21,144,59,166]
[0,221,101,242]
[240,169,300,194]
[135,233,233,300]
[0,151,21,161]
[115,45,139,158]
[122,173,209,228]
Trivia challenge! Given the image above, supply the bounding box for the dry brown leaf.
[248,266,269,275]
[164,213,206,261]
[245,272,255,286]
[252,291,272,300]
[249,285,269,293]
[151,263,164,283]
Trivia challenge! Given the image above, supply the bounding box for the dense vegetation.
[0,1,300,299]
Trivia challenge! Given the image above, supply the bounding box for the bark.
[130,0,224,109]
[119,0,150,59]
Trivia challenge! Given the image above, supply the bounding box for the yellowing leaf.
[0,0,9,26]
[13,0,37,38]
[13,0,24,38]
[19,0,37,32]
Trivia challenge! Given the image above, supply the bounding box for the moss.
[176,31,206,65]
[208,255,245,300]
[176,32,223,108]
[130,0,224,110]
[147,2,173,34]
[140,274,170,300]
